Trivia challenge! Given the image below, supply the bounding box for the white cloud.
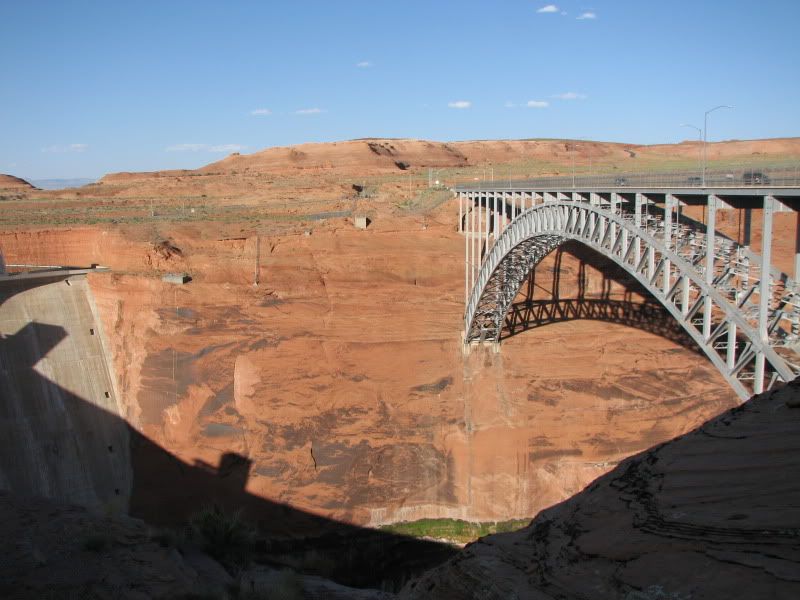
[356,61,372,68]
[165,143,245,153]
[526,100,549,108]
[294,108,326,115]
[577,11,597,19]
[41,143,88,153]
[448,100,472,109]
[552,92,587,100]
[537,4,559,13]
[209,144,246,153]
[504,101,517,108]
[250,108,272,116]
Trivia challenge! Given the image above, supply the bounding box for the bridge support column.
[485,194,490,253]
[755,195,775,394]
[727,323,737,371]
[470,194,476,299]
[473,195,479,271]
[703,195,718,341]
[463,195,469,304]
[610,193,618,243]
[494,195,500,241]
[634,193,642,268]
[490,195,496,243]
[795,211,800,280]
[682,276,691,318]
[459,192,463,233]
[663,194,675,294]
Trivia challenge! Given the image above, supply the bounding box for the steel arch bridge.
[457,186,800,400]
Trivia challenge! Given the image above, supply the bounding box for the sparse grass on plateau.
[4,155,798,228]
[379,518,531,544]
[395,187,452,214]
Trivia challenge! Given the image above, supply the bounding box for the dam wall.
[0,273,131,512]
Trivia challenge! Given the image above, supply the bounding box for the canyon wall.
[0,205,742,526]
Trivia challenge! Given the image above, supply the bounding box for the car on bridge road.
[614,177,628,187]
[687,176,702,186]
[743,171,770,185]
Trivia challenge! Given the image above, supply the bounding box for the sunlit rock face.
[0,213,736,528]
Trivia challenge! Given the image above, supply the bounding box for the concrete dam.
[0,271,131,513]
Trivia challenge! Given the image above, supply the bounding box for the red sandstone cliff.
[0,211,738,528]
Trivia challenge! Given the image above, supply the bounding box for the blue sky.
[1,0,798,179]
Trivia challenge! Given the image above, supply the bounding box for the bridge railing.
[455,165,800,191]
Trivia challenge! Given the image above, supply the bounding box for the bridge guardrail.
[454,165,800,191]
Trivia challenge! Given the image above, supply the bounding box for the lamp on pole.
[681,123,702,184]
[702,105,732,187]
[428,168,445,188]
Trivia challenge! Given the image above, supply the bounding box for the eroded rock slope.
[401,380,800,600]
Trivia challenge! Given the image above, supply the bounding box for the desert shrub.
[82,532,112,552]
[188,505,254,569]
[150,527,182,548]
[235,569,303,600]
[299,548,337,578]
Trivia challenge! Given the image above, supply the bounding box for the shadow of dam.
[0,274,456,590]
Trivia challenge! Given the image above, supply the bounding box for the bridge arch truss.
[458,187,800,400]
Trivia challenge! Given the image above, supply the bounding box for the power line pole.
[254,235,260,287]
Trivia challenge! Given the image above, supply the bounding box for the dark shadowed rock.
[400,381,800,600]
[0,492,230,599]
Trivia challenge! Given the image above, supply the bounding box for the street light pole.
[580,137,592,184]
[571,143,576,189]
[681,123,703,184]
[702,105,733,187]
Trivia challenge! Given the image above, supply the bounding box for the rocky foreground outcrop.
[400,381,800,599]
[0,490,395,599]
[0,491,226,599]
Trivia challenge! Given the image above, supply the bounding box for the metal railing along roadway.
[456,165,800,191]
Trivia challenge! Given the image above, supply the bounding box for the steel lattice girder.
[463,200,799,401]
